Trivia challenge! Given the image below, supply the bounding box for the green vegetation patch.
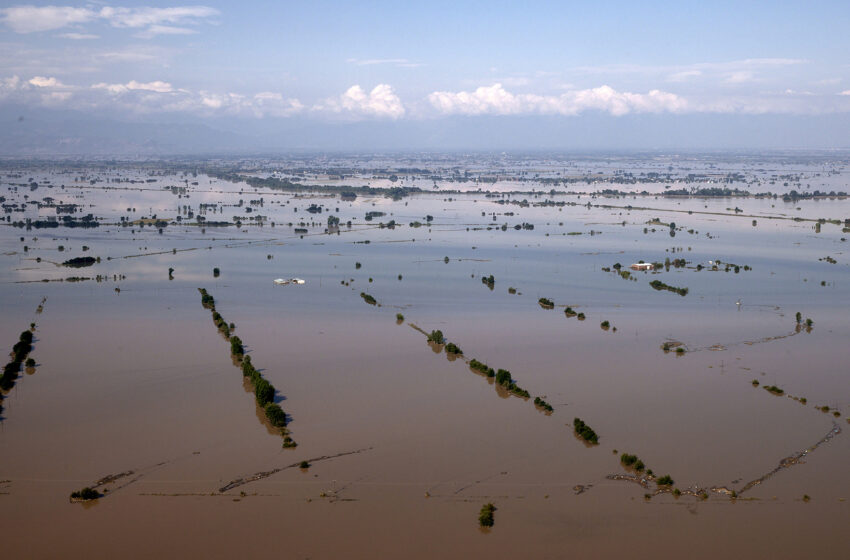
[70,487,101,501]
[427,330,444,345]
[649,280,689,296]
[620,453,646,473]
[533,397,554,412]
[494,368,531,398]
[62,256,97,268]
[1,329,36,392]
[469,359,495,377]
[264,403,287,427]
[445,342,463,355]
[478,503,496,527]
[573,418,599,445]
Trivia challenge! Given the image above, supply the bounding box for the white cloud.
[188,91,304,117]
[1,5,96,33]
[426,83,850,117]
[316,84,406,119]
[23,75,76,104]
[127,80,174,93]
[2,74,309,116]
[58,32,99,40]
[93,80,174,94]
[428,83,520,115]
[99,6,218,28]
[6,72,850,119]
[29,76,63,88]
[428,83,688,117]
[251,92,304,116]
[134,24,198,38]
[92,82,128,94]
[1,5,219,38]
[200,94,223,108]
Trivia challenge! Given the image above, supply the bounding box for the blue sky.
[2,1,850,149]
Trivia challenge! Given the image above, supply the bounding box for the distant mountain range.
[1,104,849,156]
[0,107,256,156]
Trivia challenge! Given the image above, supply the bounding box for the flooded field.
[1,155,849,558]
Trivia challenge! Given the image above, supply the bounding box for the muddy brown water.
[1,169,849,558]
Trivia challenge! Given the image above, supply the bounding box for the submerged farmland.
[1,153,849,559]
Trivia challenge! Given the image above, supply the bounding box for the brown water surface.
[1,164,849,558]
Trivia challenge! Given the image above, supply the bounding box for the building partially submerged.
[630,263,654,271]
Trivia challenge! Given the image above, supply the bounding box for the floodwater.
[1,161,849,559]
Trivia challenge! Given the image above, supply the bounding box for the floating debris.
[737,422,841,495]
[573,484,592,495]
[274,277,305,285]
[608,422,842,498]
[218,447,372,493]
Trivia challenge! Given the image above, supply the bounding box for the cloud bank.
[3,75,850,120]
[428,84,688,116]
[93,80,175,94]
[0,4,219,37]
[314,84,405,119]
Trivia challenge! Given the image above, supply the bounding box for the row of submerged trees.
[0,328,37,415]
[199,288,296,448]
[649,280,689,296]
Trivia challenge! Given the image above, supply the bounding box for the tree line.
[198,288,296,448]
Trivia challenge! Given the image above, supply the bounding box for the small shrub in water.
[70,487,100,501]
[478,503,496,527]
